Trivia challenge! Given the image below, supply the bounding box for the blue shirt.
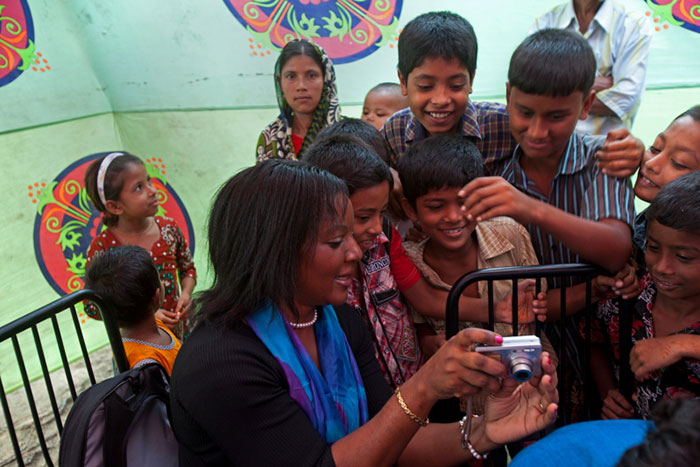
[510,419,653,467]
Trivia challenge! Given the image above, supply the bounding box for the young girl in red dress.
[84,152,196,337]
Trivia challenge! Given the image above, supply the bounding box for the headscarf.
[247,302,369,443]
[256,40,342,162]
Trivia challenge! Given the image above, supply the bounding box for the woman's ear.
[400,197,419,223]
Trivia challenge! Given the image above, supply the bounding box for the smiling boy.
[397,135,547,342]
[382,11,643,178]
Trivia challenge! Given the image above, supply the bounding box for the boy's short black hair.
[508,28,595,97]
[84,245,160,328]
[646,171,700,235]
[398,11,477,82]
[305,133,393,195]
[397,135,484,207]
[618,400,700,467]
[676,104,700,124]
[316,118,391,166]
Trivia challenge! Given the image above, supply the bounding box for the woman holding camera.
[169,160,558,466]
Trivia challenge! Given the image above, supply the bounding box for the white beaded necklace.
[289,308,318,329]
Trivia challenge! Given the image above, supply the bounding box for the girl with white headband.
[83,152,196,338]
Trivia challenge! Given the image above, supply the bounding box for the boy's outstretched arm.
[459,177,632,273]
[403,278,545,325]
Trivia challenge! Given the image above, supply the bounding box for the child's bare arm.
[546,265,640,320]
[175,276,196,319]
[415,324,444,359]
[630,335,700,381]
[402,279,491,323]
[591,345,634,419]
[459,177,632,272]
[403,278,543,325]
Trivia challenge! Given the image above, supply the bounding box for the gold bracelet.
[394,387,429,427]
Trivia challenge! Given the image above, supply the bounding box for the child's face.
[646,220,700,303]
[399,56,472,136]
[634,116,700,202]
[278,54,324,118]
[108,163,159,219]
[506,84,594,164]
[349,181,390,252]
[409,186,476,252]
[362,90,407,130]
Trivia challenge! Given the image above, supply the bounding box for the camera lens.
[508,352,533,383]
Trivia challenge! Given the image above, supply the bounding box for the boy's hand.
[593,263,640,301]
[532,291,548,323]
[388,168,408,222]
[494,279,544,324]
[155,308,179,330]
[594,128,644,178]
[405,223,428,243]
[630,336,683,381]
[459,177,535,224]
[601,388,634,419]
[419,332,446,359]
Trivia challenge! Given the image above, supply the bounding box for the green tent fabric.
[2,0,700,392]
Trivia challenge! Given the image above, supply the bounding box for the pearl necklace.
[289,309,318,329]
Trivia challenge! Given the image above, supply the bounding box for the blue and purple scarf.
[247,303,369,443]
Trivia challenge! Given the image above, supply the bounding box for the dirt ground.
[0,345,115,466]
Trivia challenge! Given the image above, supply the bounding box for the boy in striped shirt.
[460,28,635,317]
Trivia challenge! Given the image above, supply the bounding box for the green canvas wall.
[3,0,700,390]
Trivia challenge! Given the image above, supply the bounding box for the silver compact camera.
[475,335,542,383]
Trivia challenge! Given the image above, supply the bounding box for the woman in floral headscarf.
[256,40,343,162]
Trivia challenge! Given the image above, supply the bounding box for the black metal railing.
[0,290,128,466]
[445,263,635,425]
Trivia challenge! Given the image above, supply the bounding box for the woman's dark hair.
[316,118,391,166]
[305,134,393,195]
[398,11,477,82]
[194,160,349,328]
[508,28,595,97]
[646,171,700,235]
[397,135,484,207]
[277,39,323,76]
[84,152,144,227]
[674,104,700,123]
[618,400,700,467]
[84,245,160,328]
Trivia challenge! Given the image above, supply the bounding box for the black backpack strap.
[103,389,135,467]
[59,370,133,465]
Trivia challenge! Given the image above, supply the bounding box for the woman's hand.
[601,388,634,419]
[418,328,506,401]
[494,280,547,324]
[483,352,558,445]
